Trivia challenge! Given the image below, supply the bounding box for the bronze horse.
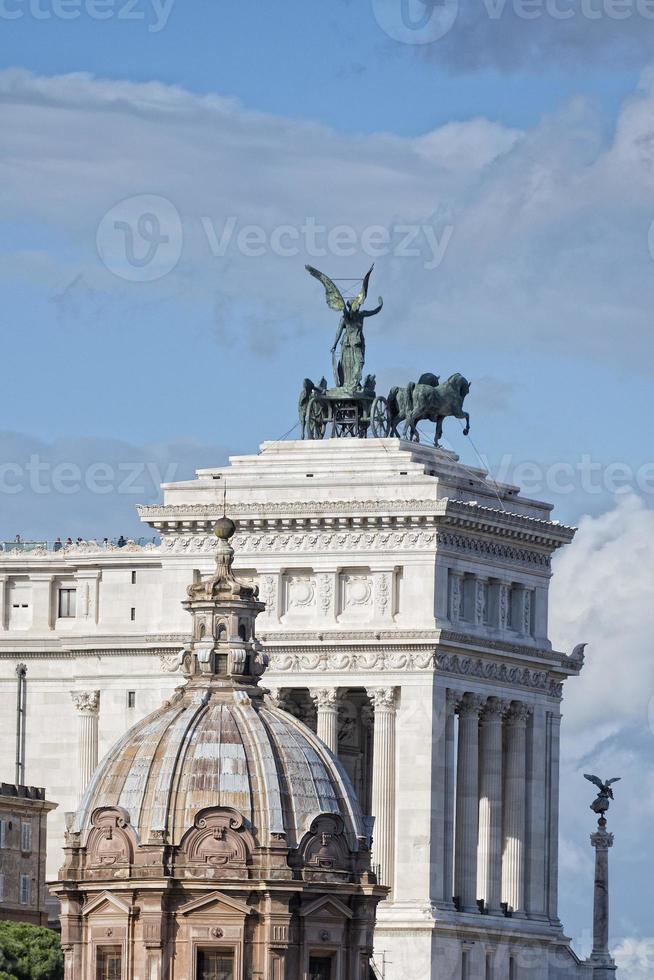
[388,373,471,446]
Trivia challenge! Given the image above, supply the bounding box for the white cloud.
[550,492,654,729]
[613,937,654,978]
[2,68,654,368]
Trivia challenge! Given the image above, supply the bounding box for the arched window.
[238,623,247,641]
[217,623,227,640]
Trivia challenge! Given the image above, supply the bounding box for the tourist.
[117,535,126,548]
[53,537,63,552]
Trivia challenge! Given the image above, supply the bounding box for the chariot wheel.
[307,395,327,440]
[370,395,391,438]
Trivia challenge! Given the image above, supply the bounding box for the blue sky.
[1,0,653,968]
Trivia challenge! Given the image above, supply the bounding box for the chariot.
[304,387,391,440]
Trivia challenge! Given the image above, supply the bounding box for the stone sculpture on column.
[585,774,620,980]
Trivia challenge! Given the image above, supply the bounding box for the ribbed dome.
[73,686,367,851]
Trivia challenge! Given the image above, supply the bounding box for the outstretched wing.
[305,265,345,312]
[584,774,604,789]
[606,777,621,785]
[350,264,374,313]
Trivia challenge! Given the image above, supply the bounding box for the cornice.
[140,498,574,550]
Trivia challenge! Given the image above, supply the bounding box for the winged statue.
[305,263,383,392]
[584,774,621,816]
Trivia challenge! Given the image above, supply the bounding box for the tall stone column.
[70,691,100,800]
[547,712,562,922]
[477,698,506,914]
[366,687,397,892]
[589,820,617,980]
[502,701,530,915]
[441,689,459,907]
[454,693,484,912]
[310,688,339,754]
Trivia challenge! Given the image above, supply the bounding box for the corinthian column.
[441,690,459,907]
[502,701,530,915]
[454,693,484,912]
[366,687,397,892]
[70,691,100,800]
[477,698,506,914]
[310,688,339,754]
[589,820,617,979]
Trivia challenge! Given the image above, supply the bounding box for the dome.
[73,685,368,852]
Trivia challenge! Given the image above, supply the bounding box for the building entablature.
[140,498,575,556]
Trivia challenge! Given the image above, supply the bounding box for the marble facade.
[0,439,594,977]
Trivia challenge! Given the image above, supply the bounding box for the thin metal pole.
[15,664,27,785]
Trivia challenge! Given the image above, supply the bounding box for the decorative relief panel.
[338,572,373,621]
[282,574,316,616]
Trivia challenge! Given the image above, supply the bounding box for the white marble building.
[0,438,594,978]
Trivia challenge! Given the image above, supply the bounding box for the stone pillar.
[441,689,459,907]
[502,701,530,915]
[547,712,562,922]
[526,704,548,920]
[477,698,505,914]
[70,691,100,800]
[589,820,617,980]
[366,686,397,892]
[454,693,484,912]
[310,688,339,754]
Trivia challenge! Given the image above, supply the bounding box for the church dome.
[73,684,367,851]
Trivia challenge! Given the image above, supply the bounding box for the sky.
[1,0,653,969]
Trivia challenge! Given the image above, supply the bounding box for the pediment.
[299,895,352,919]
[82,891,131,917]
[178,890,252,917]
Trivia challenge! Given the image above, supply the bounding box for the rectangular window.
[0,819,6,848]
[131,570,136,584]
[19,874,30,906]
[21,820,32,852]
[96,947,122,980]
[0,873,5,901]
[197,949,234,980]
[130,607,136,622]
[58,588,77,618]
[127,691,136,709]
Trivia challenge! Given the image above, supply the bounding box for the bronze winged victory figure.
[584,774,621,817]
[305,264,383,393]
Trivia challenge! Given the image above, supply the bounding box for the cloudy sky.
[1,0,653,968]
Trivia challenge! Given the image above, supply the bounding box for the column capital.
[505,700,532,725]
[310,687,339,711]
[70,690,100,716]
[446,688,463,713]
[457,692,485,717]
[366,687,397,712]
[480,696,509,720]
[590,829,614,850]
[266,687,288,710]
